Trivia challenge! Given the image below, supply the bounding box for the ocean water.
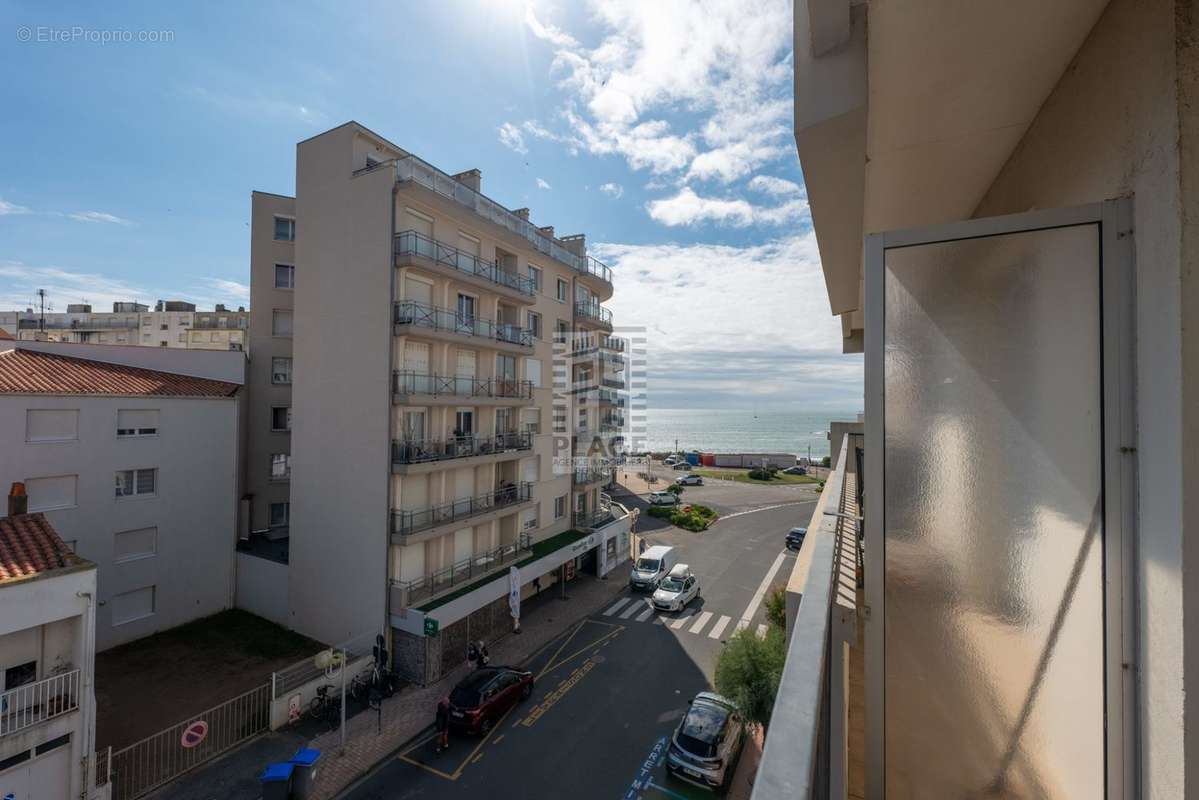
[633,408,858,458]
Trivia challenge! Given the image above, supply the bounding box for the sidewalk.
[308,573,624,798]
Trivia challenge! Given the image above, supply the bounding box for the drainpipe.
[76,590,95,800]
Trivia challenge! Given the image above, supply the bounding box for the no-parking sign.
[180,720,208,749]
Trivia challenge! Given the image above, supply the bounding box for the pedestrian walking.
[434,697,450,753]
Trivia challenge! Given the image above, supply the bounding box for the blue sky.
[0,0,862,410]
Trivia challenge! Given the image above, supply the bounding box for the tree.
[764,585,787,629]
[665,483,683,495]
[714,626,787,731]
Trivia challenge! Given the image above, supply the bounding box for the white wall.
[235,552,288,626]
[0,395,239,650]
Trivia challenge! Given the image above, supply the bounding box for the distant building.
[0,302,248,352]
[0,485,101,800]
[0,339,244,650]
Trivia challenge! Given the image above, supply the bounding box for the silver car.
[667,692,745,791]
[651,565,699,612]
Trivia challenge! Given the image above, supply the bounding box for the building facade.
[246,122,628,670]
[0,340,244,651]
[0,303,248,352]
[0,498,101,800]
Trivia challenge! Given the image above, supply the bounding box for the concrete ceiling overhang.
[794,0,1111,352]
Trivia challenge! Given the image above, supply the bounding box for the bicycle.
[307,684,341,725]
[350,664,400,704]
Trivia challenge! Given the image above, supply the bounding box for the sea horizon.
[629,407,861,458]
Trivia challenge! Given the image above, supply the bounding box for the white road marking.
[707,615,732,639]
[635,605,655,623]
[620,599,647,619]
[735,620,750,634]
[689,611,713,635]
[670,610,696,630]
[718,501,814,521]
[604,598,631,617]
[756,624,768,639]
[739,550,788,627]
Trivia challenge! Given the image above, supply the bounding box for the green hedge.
[647,505,675,518]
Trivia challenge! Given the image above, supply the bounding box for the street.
[342,481,816,800]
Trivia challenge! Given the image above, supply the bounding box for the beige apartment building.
[0,302,248,352]
[243,122,628,678]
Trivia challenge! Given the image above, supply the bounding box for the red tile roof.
[0,513,88,584]
[0,327,13,340]
[0,348,239,397]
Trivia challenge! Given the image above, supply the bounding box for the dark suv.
[666,692,745,790]
[785,526,807,550]
[446,666,534,734]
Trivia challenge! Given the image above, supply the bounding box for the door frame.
[863,199,1136,799]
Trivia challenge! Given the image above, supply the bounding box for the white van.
[630,545,678,592]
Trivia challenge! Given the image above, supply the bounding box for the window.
[0,750,31,772]
[554,496,566,519]
[142,333,151,342]
[274,264,295,289]
[269,502,290,528]
[117,409,159,437]
[178,332,186,343]
[271,406,292,431]
[160,324,168,331]
[555,319,569,343]
[26,475,77,511]
[26,409,78,442]
[114,527,157,563]
[272,309,293,337]
[556,278,568,302]
[115,468,157,498]
[36,733,71,756]
[525,358,542,388]
[159,341,168,347]
[3,661,36,691]
[270,453,291,480]
[526,311,542,339]
[271,357,293,384]
[528,265,543,292]
[274,216,295,242]
[111,586,156,625]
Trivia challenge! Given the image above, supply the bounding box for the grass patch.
[648,502,719,531]
[692,467,818,485]
[103,608,324,662]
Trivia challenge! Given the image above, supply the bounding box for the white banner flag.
[508,566,521,621]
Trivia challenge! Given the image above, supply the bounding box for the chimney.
[513,208,530,221]
[561,234,586,257]
[215,303,227,312]
[538,225,555,239]
[7,482,27,517]
[451,169,482,193]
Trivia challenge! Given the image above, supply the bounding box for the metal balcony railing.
[753,435,857,800]
[394,230,536,296]
[392,481,534,537]
[573,465,613,485]
[191,315,248,330]
[0,669,81,738]
[392,370,534,400]
[393,300,533,348]
[598,388,624,406]
[17,318,138,331]
[392,432,532,465]
[601,336,625,352]
[391,533,531,607]
[572,508,615,530]
[575,301,613,326]
[393,155,613,285]
[601,376,624,390]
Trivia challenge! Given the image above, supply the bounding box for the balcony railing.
[394,155,613,285]
[572,508,614,530]
[0,669,81,738]
[598,388,624,406]
[573,465,613,485]
[601,376,624,390]
[394,230,536,296]
[17,318,138,331]
[392,481,533,537]
[191,315,248,330]
[392,370,534,400]
[392,431,531,465]
[601,336,625,352]
[394,300,533,348]
[392,533,531,607]
[575,301,613,326]
[753,435,858,800]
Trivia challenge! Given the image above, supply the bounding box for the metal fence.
[392,431,532,465]
[100,683,270,800]
[393,299,533,348]
[392,370,534,400]
[0,669,80,738]
[394,229,536,295]
[271,633,378,701]
[391,533,531,607]
[392,482,533,537]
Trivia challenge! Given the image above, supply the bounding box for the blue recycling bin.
[289,748,322,799]
[260,762,294,800]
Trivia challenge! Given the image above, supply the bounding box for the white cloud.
[646,187,809,227]
[536,177,552,190]
[594,234,861,407]
[0,198,31,216]
[599,182,624,198]
[202,278,250,302]
[748,175,803,196]
[0,260,249,313]
[523,1,793,183]
[498,122,528,155]
[67,211,130,225]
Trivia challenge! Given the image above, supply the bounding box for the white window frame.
[271,357,293,385]
[115,468,157,500]
[554,496,566,519]
[273,215,295,242]
[274,263,295,290]
[528,265,543,292]
[556,278,569,302]
[272,309,293,338]
[270,453,291,481]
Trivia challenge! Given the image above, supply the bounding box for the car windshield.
[635,558,660,573]
[676,702,728,759]
[659,576,685,592]
[450,668,497,708]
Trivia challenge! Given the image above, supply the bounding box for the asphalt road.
[342,484,816,800]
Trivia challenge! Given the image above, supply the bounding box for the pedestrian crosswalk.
[600,595,768,641]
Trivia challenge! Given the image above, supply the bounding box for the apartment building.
[0,302,248,352]
[245,122,628,679]
[0,492,100,800]
[0,340,244,650]
[757,1,1199,798]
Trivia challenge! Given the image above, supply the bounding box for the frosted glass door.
[880,222,1105,798]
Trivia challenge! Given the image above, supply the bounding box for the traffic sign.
[180,720,208,748]
[424,617,439,637]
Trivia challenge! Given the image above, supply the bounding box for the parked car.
[781,465,807,475]
[663,455,679,466]
[666,692,746,790]
[676,474,704,486]
[672,461,692,470]
[446,666,534,734]
[652,564,700,611]
[649,490,678,506]
[786,526,807,550]
[630,544,678,591]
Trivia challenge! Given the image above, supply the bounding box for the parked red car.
[446,666,534,734]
